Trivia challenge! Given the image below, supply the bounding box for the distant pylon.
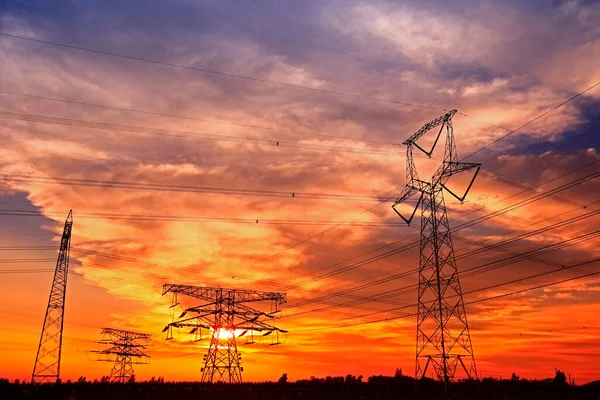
[393,110,480,389]
[163,284,287,383]
[32,210,73,383]
[92,328,151,383]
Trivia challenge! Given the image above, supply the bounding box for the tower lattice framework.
[93,328,151,383]
[163,284,287,383]
[32,210,73,383]
[393,110,480,387]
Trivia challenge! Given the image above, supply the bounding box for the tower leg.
[202,329,242,383]
[415,189,477,388]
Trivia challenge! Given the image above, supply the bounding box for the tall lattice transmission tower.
[92,328,151,383]
[32,210,73,383]
[392,110,480,388]
[163,284,287,383]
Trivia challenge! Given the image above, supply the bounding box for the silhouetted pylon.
[162,284,287,383]
[393,110,480,390]
[32,210,73,383]
[92,328,151,383]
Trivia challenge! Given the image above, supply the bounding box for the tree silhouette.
[394,368,403,379]
[278,373,288,384]
[554,369,567,385]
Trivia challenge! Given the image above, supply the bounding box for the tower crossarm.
[167,314,214,330]
[167,303,282,329]
[162,284,223,301]
[166,318,286,333]
[235,319,288,333]
[100,327,151,341]
[432,161,481,203]
[402,109,457,148]
[94,346,149,358]
[94,353,150,365]
[232,289,287,304]
[167,320,213,330]
[231,302,278,319]
[393,109,481,224]
[180,304,219,317]
[163,283,287,304]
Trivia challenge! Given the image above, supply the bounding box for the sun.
[215,328,244,339]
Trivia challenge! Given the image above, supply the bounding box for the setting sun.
[1,1,600,399]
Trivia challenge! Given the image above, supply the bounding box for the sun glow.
[215,328,244,339]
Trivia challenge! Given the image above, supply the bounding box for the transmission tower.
[92,328,151,383]
[392,110,480,389]
[162,284,287,383]
[32,210,73,383]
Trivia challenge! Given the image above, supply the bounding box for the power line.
[293,257,600,333]
[0,246,55,250]
[285,204,600,313]
[0,261,385,317]
[32,169,600,319]
[5,160,596,312]
[283,219,600,317]
[0,173,394,203]
[0,258,55,263]
[3,96,596,318]
[246,194,398,269]
[0,32,445,111]
[0,208,405,227]
[2,162,597,316]
[462,80,600,160]
[0,90,396,146]
[276,167,600,307]
[1,90,590,212]
[0,110,405,158]
[4,194,597,321]
[70,249,405,308]
[242,84,600,293]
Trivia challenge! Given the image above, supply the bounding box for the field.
[2,379,600,400]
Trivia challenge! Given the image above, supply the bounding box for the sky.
[1,0,600,384]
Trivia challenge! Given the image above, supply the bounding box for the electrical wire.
[462,80,600,160]
[4,162,596,312]
[0,208,406,227]
[293,257,600,333]
[283,226,600,318]
[0,173,394,203]
[0,110,404,158]
[0,32,446,110]
[276,167,600,305]
[0,90,397,146]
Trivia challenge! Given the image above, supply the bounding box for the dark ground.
[2,379,600,400]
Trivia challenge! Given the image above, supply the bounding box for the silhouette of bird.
[276,141,279,146]
[292,193,295,198]
[256,219,258,223]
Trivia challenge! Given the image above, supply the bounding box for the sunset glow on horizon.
[1,0,600,386]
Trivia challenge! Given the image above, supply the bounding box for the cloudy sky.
[1,0,599,383]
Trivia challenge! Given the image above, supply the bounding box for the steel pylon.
[92,328,151,383]
[393,110,480,389]
[32,210,73,384]
[163,284,287,383]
